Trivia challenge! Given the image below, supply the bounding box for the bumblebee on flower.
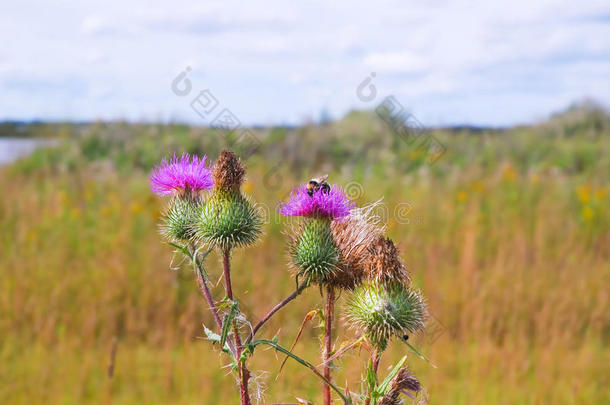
[281,179,354,285]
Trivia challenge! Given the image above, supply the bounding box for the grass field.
[1,105,609,404]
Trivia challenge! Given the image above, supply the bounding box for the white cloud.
[363,51,429,74]
[0,0,609,125]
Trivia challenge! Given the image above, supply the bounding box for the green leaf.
[168,242,190,258]
[220,301,239,349]
[375,355,407,396]
[203,325,233,357]
[203,325,220,342]
[192,246,213,280]
[366,361,377,388]
[250,339,352,404]
[403,341,437,368]
[199,246,214,261]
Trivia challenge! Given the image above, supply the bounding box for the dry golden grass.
[1,148,608,404]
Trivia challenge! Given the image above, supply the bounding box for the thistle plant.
[150,150,431,405]
[344,236,427,405]
[282,183,354,405]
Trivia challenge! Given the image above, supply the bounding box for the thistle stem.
[364,350,381,405]
[323,286,335,405]
[246,280,309,344]
[222,247,252,405]
[191,246,237,358]
[373,349,381,374]
[222,248,235,300]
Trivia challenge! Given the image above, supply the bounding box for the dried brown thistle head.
[378,367,421,405]
[327,203,385,290]
[366,235,410,287]
[393,367,422,393]
[212,150,246,191]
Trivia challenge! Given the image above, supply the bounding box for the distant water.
[0,137,58,165]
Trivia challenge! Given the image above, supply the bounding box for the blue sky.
[1,0,609,126]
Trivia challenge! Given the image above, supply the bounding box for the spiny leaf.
[202,325,233,357]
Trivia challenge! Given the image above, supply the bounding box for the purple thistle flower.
[281,184,354,219]
[150,153,213,196]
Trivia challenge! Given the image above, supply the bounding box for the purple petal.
[280,184,354,219]
[150,153,213,196]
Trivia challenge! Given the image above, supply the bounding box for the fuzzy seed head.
[212,150,246,191]
[288,217,340,285]
[329,204,386,290]
[367,236,410,287]
[345,282,427,351]
[193,190,262,250]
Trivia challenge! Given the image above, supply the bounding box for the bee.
[307,174,330,197]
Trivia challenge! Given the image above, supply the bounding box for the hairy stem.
[191,246,237,358]
[222,248,251,405]
[323,286,335,405]
[245,280,309,344]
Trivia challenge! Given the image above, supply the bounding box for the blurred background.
[0,1,608,404]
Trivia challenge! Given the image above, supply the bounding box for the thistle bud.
[345,282,427,351]
[193,150,262,250]
[160,196,202,241]
[289,217,340,285]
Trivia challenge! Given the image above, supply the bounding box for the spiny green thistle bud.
[345,282,427,351]
[289,217,340,285]
[160,196,201,241]
[193,150,262,250]
[194,190,262,250]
